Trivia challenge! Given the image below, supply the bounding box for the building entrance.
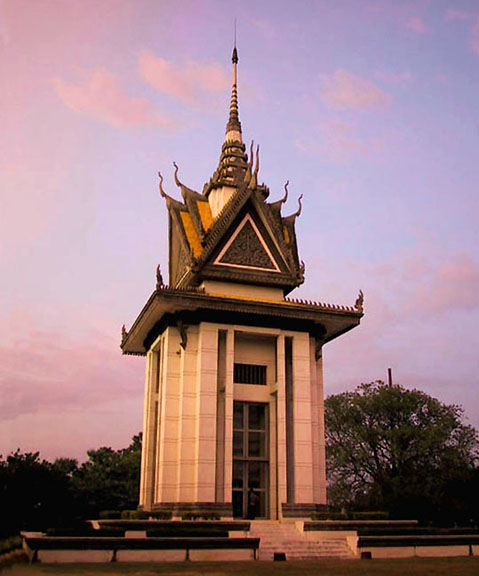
[232,402,269,518]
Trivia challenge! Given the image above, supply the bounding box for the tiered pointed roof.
[159,46,304,295]
[121,45,364,356]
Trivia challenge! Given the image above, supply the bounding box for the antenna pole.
[388,367,393,387]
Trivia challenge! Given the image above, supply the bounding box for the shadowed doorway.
[232,402,269,518]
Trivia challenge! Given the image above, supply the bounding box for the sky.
[1,0,478,462]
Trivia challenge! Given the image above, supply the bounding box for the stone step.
[259,552,352,560]
[260,545,351,552]
[248,521,355,561]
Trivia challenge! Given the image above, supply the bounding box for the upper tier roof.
[158,47,305,296]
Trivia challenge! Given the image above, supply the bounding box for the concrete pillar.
[139,350,155,509]
[195,323,218,501]
[177,326,199,502]
[223,327,235,506]
[316,346,327,503]
[292,333,314,503]
[276,334,287,515]
[310,337,322,503]
[215,330,227,502]
[157,327,181,502]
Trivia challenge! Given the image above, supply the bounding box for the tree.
[0,451,78,537]
[72,433,141,517]
[0,434,142,536]
[325,381,479,523]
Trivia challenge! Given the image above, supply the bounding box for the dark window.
[234,363,267,385]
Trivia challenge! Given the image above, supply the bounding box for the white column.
[194,323,219,501]
[269,390,278,519]
[292,333,314,503]
[157,327,181,502]
[310,337,322,502]
[139,350,155,509]
[316,347,327,503]
[223,327,235,505]
[276,334,287,515]
[177,326,199,502]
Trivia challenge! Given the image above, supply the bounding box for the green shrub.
[311,511,347,521]
[98,510,121,519]
[121,510,150,520]
[0,536,22,555]
[350,511,389,520]
[181,512,220,521]
[149,511,172,520]
[311,510,389,521]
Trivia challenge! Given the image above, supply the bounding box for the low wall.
[21,533,259,564]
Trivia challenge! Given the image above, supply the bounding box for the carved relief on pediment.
[215,214,280,271]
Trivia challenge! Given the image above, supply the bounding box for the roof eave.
[121,288,363,356]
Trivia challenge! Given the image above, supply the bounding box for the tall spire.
[226,43,242,142]
[203,40,249,212]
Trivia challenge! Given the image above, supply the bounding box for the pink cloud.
[0,402,143,462]
[139,51,230,105]
[365,250,479,317]
[376,70,413,85]
[248,17,277,40]
[445,9,471,22]
[319,118,368,160]
[53,69,177,129]
[0,329,143,420]
[416,253,479,313]
[437,72,449,85]
[406,16,426,34]
[0,0,10,46]
[445,9,479,54]
[295,114,388,163]
[320,69,390,111]
[294,127,365,163]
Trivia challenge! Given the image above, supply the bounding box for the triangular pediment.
[214,214,280,272]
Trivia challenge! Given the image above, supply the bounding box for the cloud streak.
[320,69,390,111]
[445,9,479,54]
[414,253,479,314]
[54,69,177,129]
[0,329,143,421]
[139,51,230,105]
[375,70,413,85]
[406,16,426,34]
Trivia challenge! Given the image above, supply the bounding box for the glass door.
[232,402,269,518]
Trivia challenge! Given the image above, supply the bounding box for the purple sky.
[1,0,478,461]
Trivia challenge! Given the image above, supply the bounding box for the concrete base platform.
[360,545,475,559]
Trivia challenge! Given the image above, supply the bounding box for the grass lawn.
[5,558,479,576]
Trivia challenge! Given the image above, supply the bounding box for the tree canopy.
[325,381,479,523]
[72,434,141,517]
[0,434,141,537]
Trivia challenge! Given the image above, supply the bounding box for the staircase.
[249,521,355,561]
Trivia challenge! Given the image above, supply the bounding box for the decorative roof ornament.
[281,180,289,204]
[177,319,188,350]
[173,162,181,186]
[248,145,260,189]
[158,171,166,198]
[299,260,305,277]
[355,289,364,313]
[244,140,254,183]
[156,265,164,289]
[121,324,128,341]
[158,170,185,211]
[294,194,303,218]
